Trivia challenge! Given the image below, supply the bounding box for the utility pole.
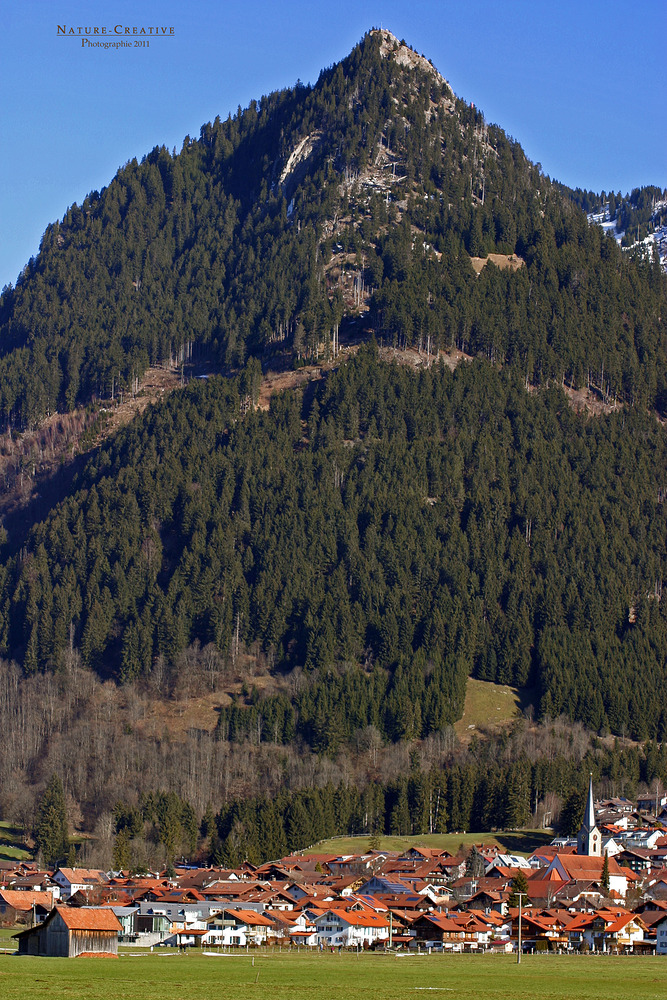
[516,893,526,964]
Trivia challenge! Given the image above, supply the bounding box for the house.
[564,907,646,953]
[510,908,569,951]
[265,908,318,946]
[410,911,490,951]
[52,868,108,900]
[590,909,647,953]
[110,905,139,940]
[356,875,418,896]
[564,911,596,950]
[206,908,274,947]
[133,907,172,945]
[0,889,55,925]
[641,874,667,901]
[488,855,532,872]
[597,798,634,813]
[654,914,667,954]
[461,888,507,914]
[7,871,60,896]
[624,829,664,850]
[14,906,121,957]
[313,907,389,948]
[616,848,655,873]
[521,876,569,908]
[438,856,468,881]
[541,853,633,897]
[637,793,667,814]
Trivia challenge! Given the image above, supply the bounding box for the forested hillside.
[2,345,665,740]
[0,29,665,427]
[0,29,666,853]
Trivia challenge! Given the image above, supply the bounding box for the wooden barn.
[14,906,121,957]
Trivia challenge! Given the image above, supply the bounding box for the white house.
[314,908,389,948]
[542,854,631,898]
[203,908,273,947]
[52,867,107,899]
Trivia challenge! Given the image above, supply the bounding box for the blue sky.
[1,0,665,289]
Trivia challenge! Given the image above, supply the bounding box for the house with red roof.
[509,907,569,951]
[52,867,109,900]
[410,910,492,951]
[0,889,55,924]
[313,907,389,948]
[204,908,275,946]
[541,853,635,898]
[565,907,647,953]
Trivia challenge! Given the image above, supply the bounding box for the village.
[3,779,667,959]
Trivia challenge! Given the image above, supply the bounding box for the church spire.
[584,772,596,830]
[577,772,601,856]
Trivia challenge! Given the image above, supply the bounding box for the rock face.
[375,27,450,89]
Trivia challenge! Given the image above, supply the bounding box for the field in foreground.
[0,951,664,1000]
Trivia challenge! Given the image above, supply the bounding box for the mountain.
[0,28,665,428]
[0,30,666,854]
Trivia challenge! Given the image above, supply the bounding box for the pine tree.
[508,870,529,907]
[34,774,69,866]
[601,851,610,894]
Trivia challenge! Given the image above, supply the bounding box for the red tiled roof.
[54,907,122,932]
[226,909,274,926]
[0,890,55,910]
[314,907,389,929]
[56,868,107,884]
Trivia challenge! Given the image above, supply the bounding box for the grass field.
[311,829,553,857]
[0,951,663,1000]
[454,677,534,742]
[0,821,30,863]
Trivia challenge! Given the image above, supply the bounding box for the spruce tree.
[34,774,69,867]
[508,870,530,907]
[601,851,610,894]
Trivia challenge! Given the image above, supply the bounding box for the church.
[540,775,633,898]
[577,773,602,857]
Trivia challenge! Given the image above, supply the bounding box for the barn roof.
[55,906,122,931]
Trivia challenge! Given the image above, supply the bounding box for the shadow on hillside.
[2,446,98,558]
[492,830,553,854]
[0,823,29,862]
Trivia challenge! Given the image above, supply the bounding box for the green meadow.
[312,829,553,856]
[0,951,664,1000]
[0,821,30,863]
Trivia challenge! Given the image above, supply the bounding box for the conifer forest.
[0,30,665,865]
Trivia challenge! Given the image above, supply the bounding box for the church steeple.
[577,772,601,856]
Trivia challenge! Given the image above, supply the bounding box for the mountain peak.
[370,27,451,90]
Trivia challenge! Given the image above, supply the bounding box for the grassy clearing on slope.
[0,821,30,863]
[454,677,535,742]
[0,952,663,1000]
[310,830,553,857]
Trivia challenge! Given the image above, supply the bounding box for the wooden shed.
[14,906,121,957]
